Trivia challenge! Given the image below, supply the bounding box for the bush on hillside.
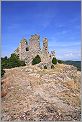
[6,53,26,68]
[1,56,9,69]
[1,53,26,77]
[58,60,63,64]
[32,55,41,65]
[52,57,57,64]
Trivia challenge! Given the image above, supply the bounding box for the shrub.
[1,56,9,69]
[44,65,47,69]
[1,54,26,77]
[32,55,41,65]
[20,61,26,66]
[51,65,54,69]
[1,67,5,77]
[9,53,26,68]
[52,57,57,64]
[8,54,21,68]
[58,60,63,64]
[1,54,26,68]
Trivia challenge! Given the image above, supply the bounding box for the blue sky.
[1,1,81,60]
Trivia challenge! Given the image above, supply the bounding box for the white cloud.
[56,50,81,61]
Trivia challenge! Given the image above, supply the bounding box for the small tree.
[52,57,57,64]
[1,56,9,69]
[1,54,26,77]
[1,53,26,69]
[8,53,21,68]
[58,60,63,64]
[32,55,41,65]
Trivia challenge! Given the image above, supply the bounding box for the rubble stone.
[1,64,81,121]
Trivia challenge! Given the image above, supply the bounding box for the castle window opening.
[26,47,29,51]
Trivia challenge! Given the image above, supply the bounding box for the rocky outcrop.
[1,64,81,121]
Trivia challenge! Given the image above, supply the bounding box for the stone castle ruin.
[14,34,55,68]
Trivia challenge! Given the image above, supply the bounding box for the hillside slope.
[1,64,81,121]
[64,61,81,71]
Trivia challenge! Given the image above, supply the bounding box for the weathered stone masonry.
[14,34,55,68]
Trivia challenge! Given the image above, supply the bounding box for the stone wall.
[42,38,48,55]
[41,38,50,63]
[24,34,41,64]
[29,34,40,52]
[15,38,28,60]
[51,50,55,60]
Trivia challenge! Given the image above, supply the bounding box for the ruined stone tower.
[25,34,41,64]
[41,38,49,63]
[19,38,28,60]
[14,34,55,68]
[29,34,40,52]
[43,38,48,55]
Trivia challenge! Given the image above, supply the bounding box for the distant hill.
[63,61,81,71]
